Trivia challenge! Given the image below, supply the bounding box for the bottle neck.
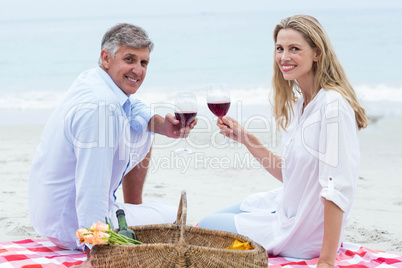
[117,215,128,230]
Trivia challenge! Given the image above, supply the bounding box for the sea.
[1,8,401,125]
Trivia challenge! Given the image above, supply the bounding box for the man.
[28,23,196,251]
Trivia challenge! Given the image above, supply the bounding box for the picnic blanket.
[269,243,402,268]
[0,239,86,267]
[1,239,401,267]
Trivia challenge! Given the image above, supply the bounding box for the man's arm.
[147,114,197,138]
[122,147,152,204]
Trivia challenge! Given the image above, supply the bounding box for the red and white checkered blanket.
[269,243,402,267]
[1,239,401,267]
[0,239,86,267]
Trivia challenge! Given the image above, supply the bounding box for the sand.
[0,115,401,254]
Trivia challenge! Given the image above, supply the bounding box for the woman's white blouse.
[235,89,360,258]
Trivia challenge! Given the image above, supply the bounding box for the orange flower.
[76,219,142,246]
[92,231,111,245]
[90,221,110,232]
[76,228,90,243]
[76,228,87,239]
[83,234,94,244]
[89,223,97,232]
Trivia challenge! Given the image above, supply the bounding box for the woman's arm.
[218,116,283,182]
[317,199,344,268]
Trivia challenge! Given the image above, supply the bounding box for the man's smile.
[126,76,139,82]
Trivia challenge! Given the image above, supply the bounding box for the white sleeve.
[129,97,154,133]
[318,96,360,212]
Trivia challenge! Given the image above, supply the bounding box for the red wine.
[207,101,230,117]
[175,111,197,126]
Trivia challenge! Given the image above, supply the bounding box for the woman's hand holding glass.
[217,116,249,144]
[206,84,233,144]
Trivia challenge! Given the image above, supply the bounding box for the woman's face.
[275,28,319,87]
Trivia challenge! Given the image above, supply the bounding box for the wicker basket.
[90,191,268,267]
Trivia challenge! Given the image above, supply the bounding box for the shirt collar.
[96,67,131,109]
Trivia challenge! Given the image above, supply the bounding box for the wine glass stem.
[219,116,228,144]
[184,137,188,151]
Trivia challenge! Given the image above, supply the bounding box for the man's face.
[101,46,150,95]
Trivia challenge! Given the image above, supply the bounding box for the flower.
[83,234,94,244]
[92,231,110,245]
[90,221,110,233]
[76,228,89,242]
[76,220,142,246]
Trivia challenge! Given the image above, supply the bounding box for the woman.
[198,15,368,267]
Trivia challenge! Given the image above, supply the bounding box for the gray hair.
[98,23,154,66]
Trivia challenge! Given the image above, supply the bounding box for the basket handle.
[175,190,187,239]
[175,191,189,268]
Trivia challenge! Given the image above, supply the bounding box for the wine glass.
[174,92,198,155]
[206,84,231,144]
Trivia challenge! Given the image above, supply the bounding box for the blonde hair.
[272,15,368,130]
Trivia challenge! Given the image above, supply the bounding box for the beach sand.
[0,115,401,254]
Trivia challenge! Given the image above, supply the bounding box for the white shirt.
[28,67,153,249]
[235,89,360,258]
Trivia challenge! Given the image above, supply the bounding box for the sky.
[1,0,402,21]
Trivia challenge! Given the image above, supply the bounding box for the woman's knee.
[198,213,238,233]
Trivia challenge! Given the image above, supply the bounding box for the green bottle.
[116,209,137,240]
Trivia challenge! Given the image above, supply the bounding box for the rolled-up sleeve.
[129,98,153,133]
[318,96,360,212]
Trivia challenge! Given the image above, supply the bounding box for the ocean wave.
[1,85,401,118]
[0,91,65,110]
[136,86,271,107]
[355,84,402,118]
[355,84,402,102]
